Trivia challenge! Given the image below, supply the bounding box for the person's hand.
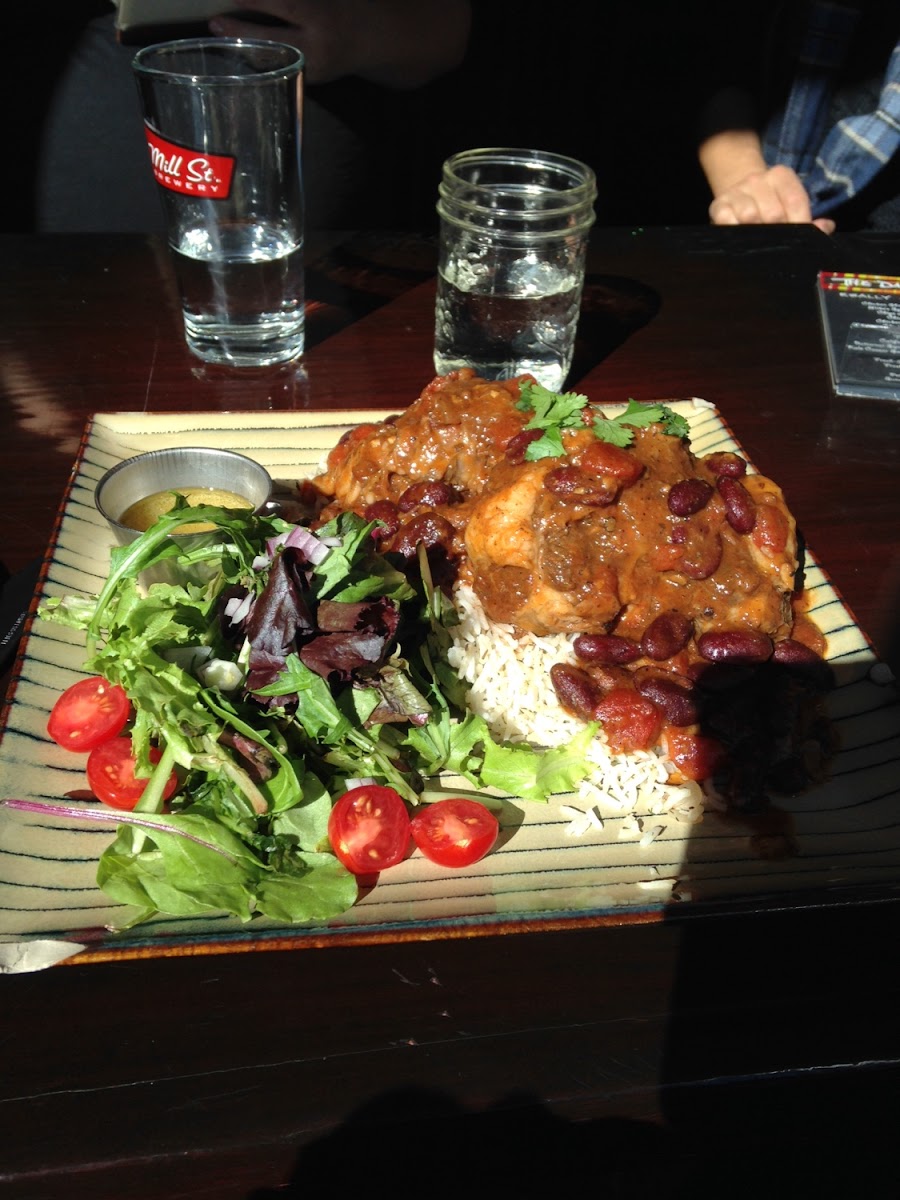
[709,164,836,234]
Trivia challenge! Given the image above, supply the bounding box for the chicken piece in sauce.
[315,372,524,519]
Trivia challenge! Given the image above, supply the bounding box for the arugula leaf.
[252,652,353,743]
[85,504,280,654]
[199,688,304,815]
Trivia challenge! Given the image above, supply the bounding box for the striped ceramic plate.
[1,403,898,971]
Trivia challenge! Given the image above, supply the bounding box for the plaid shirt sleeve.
[762,2,900,216]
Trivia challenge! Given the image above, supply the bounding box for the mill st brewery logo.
[143,126,235,199]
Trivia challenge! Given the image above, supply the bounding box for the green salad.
[18,499,597,928]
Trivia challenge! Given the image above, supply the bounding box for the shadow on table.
[247,1086,675,1197]
[659,900,900,1198]
[658,651,900,1197]
[570,273,661,383]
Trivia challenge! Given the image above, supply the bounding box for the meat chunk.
[461,454,623,634]
[314,370,527,518]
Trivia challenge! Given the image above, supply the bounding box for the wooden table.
[1,227,899,1199]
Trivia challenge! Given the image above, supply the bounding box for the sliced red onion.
[262,525,334,565]
[283,525,331,563]
[224,593,253,626]
[265,531,288,558]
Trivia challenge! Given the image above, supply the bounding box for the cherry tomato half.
[327,785,411,875]
[47,676,130,752]
[410,798,499,868]
[86,738,178,811]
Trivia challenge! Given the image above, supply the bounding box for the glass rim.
[441,147,596,192]
[437,147,596,239]
[435,205,597,242]
[438,185,595,218]
[132,37,304,83]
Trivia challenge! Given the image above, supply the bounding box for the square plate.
[1,404,899,971]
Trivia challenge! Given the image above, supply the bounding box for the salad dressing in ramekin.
[119,487,252,534]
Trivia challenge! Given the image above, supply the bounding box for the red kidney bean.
[397,480,461,512]
[697,630,774,664]
[772,638,821,666]
[391,513,455,558]
[681,532,723,580]
[572,633,641,665]
[663,523,723,580]
[544,466,618,507]
[504,428,543,464]
[641,611,693,661]
[549,662,603,721]
[363,499,401,539]
[772,638,834,685]
[667,479,714,517]
[717,477,756,533]
[705,451,747,479]
[634,673,699,726]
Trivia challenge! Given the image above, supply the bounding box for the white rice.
[446,581,706,844]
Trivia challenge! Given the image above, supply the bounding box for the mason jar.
[434,147,597,390]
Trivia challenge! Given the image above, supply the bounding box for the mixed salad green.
[22,499,599,928]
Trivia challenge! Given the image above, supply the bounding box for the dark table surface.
[1,225,899,1199]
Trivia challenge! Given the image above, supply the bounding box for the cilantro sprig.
[516,380,689,459]
[514,381,589,459]
[591,398,690,447]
